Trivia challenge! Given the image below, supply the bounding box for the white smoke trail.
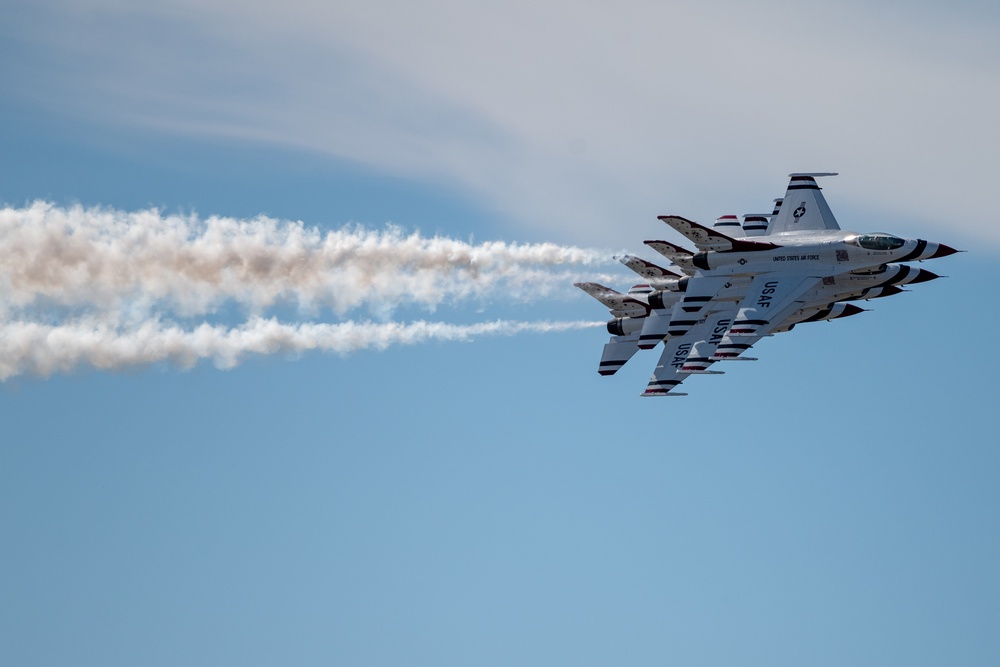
[0,201,615,379]
[0,317,603,381]
[0,201,611,317]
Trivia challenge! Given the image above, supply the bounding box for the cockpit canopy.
[848,233,906,251]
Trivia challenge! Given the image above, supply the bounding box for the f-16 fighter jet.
[574,251,686,375]
[577,173,959,396]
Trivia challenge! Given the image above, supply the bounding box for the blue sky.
[1,2,997,666]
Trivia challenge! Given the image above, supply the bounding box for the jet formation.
[576,173,960,396]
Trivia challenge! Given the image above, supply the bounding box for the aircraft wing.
[712,298,862,361]
[666,275,733,337]
[641,304,738,396]
[727,273,823,337]
[709,311,805,362]
[640,334,694,396]
[768,173,841,234]
[658,216,780,253]
[574,282,649,318]
[678,304,740,372]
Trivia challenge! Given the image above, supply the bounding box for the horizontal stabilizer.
[658,215,733,251]
[658,216,781,252]
[575,282,650,318]
[617,254,681,284]
[643,240,696,274]
[637,309,672,349]
[599,334,641,375]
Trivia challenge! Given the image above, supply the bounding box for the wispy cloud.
[3,1,996,248]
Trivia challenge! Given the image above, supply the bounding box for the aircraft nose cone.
[928,243,960,259]
[841,303,865,317]
[878,285,905,297]
[909,269,941,284]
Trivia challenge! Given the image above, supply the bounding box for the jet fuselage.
[691,231,954,276]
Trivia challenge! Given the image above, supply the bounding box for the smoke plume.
[1,201,606,316]
[0,202,609,379]
[0,316,602,381]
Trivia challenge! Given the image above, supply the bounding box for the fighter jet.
[577,173,960,396]
[573,254,685,375]
[574,281,655,375]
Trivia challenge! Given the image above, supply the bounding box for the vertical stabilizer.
[741,214,770,236]
[713,215,743,234]
[743,197,783,236]
[768,173,840,234]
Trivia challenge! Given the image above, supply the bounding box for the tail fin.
[742,196,784,236]
[741,214,770,236]
[769,173,840,234]
[713,215,743,234]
